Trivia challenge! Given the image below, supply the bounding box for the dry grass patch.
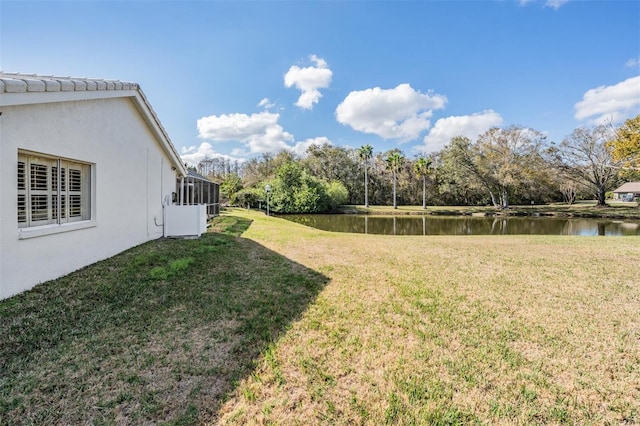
[217,209,640,425]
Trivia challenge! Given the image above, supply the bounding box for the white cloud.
[292,137,333,157]
[335,83,447,141]
[310,54,327,68]
[180,142,244,168]
[519,0,568,8]
[257,97,275,109]
[626,57,640,68]
[284,55,333,110]
[197,111,294,154]
[195,110,333,160]
[574,75,640,125]
[230,147,249,157]
[544,0,568,9]
[417,110,504,153]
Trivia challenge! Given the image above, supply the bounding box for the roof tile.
[43,79,61,91]
[59,79,75,91]
[0,73,137,94]
[3,78,27,93]
[24,78,46,92]
[72,79,87,91]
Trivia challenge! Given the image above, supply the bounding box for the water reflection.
[282,215,640,236]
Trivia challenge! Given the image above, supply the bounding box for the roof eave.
[131,90,188,177]
[0,74,188,177]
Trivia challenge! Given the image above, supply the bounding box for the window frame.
[17,150,96,239]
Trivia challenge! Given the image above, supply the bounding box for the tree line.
[197,115,639,213]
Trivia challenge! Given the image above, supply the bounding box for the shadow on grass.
[208,213,254,236]
[0,216,329,425]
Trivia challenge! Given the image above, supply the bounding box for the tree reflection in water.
[283,215,640,236]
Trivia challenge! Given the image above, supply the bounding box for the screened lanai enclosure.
[163,170,219,237]
[175,170,220,216]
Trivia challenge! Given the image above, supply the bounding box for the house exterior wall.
[0,97,179,299]
[612,182,640,201]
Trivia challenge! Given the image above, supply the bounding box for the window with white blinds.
[17,152,92,228]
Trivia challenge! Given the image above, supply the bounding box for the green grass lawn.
[0,215,327,425]
[1,208,639,425]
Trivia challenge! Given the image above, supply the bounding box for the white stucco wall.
[0,97,179,299]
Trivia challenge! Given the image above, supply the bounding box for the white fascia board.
[131,92,188,177]
[0,89,138,107]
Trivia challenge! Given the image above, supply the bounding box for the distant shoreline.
[335,203,640,220]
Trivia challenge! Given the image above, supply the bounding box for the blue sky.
[2,0,639,166]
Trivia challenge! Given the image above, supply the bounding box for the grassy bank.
[339,201,640,220]
[0,216,328,425]
[217,209,639,425]
[2,209,639,424]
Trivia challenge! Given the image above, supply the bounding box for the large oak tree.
[557,125,621,207]
[446,127,550,209]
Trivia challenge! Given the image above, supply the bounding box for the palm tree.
[358,144,373,207]
[385,152,404,209]
[414,156,432,209]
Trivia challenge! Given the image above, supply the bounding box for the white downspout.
[161,157,165,237]
[146,148,150,237]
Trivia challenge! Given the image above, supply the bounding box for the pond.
[282,214,640,236]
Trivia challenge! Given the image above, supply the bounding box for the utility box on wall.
[164,205,207,237]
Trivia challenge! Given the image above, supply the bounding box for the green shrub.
[325,180,348,210]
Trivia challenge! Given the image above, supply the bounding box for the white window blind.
[17,152,92,228]
[17,161,26,224]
